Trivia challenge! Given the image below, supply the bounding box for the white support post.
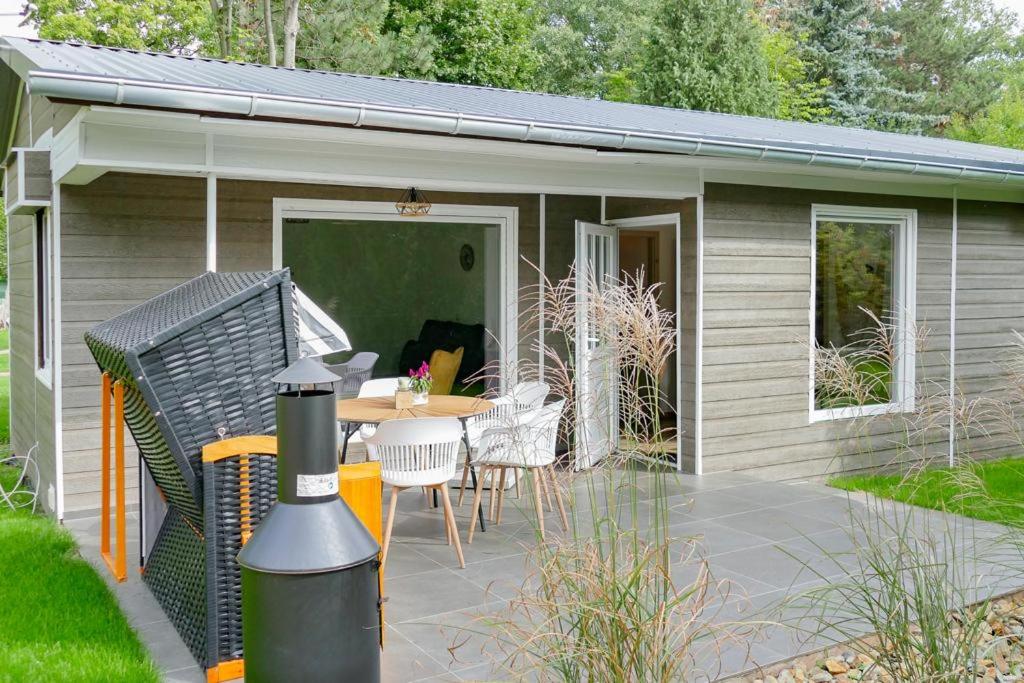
[206,174,217,272]
[948,188,958,466]
[694,193,704,476]
[538,193,546,380]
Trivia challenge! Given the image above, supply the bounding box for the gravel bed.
[725,591,1024,683]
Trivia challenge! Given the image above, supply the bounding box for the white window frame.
[271,198,519,393]
[33,208,53,387]
[809,204,917,423]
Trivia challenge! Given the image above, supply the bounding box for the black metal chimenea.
[237,358,381,682]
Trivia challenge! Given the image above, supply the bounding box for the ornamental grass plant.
[465,264,747,681]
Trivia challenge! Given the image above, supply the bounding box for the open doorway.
[576,213,682,469]
[273,200,518,395]
[617,226,678,435]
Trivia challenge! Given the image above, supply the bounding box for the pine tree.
[878,0,1015,124]
[788,0,931,132]
[636,0,778,117]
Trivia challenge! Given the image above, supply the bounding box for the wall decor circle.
[460,244,475,271]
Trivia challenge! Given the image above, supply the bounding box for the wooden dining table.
[337,394,495,530]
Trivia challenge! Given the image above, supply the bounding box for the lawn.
[831,456,1024,527]
[0,468,158,681]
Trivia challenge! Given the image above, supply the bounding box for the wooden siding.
[955,200,1024,459]
[700,184,954,480]
[605,196,699,471]
[60,174,207,514]
[8,95,63,515]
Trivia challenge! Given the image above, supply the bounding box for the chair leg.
[468,465,488,543]
[489,467,500,523]
[442,486,452,545]
[530,468,545,541]
[548,465,569,531]
[439,485,465,569]
[381,486,401,571]
[423,487,431,508]
[538,465,554,512]
[496,467,507,526]
[458,463,471,507]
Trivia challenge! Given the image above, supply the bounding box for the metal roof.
[4,36,1024,182]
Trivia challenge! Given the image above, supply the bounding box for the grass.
[0,468,158,681]
[830,456,1024,526]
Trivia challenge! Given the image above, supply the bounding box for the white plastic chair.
[468,400,568,542]
[337,377,403,459]
[458,395,537,505]
[364,417,466,569]
[511,381,550,408]
[328,352,379,397]
[358,377,401,398]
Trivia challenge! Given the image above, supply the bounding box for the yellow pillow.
[428,346,463,395]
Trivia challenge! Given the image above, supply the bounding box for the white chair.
[358,377,401,398]
[328,352,379,397]
[458,395,537,505]
[468,399,568,542]
[365,417,466,569]
[337,377,403,460]
[512,381,550,408]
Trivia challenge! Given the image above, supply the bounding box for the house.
[1,37,1022,520]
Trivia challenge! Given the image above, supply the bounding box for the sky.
[2,0,1024,40]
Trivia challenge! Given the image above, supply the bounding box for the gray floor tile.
[381,627,450,683]
[662,490,768,521]
[712,506,841,542]
[391,607,507,673]
[668,518,777,558]
[386,567,497,624]
[710,541,845,590]
[386,541,448,579]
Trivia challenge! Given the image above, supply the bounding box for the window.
[34,209,52,380]
[810,205,916,421]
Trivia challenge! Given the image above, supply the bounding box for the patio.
[64,468,1023,683]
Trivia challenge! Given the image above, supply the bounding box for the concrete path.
[65,470,1022,682]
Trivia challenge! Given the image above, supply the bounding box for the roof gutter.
[26,70,1024,188]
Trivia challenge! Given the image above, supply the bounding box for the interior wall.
[282,219,490,375]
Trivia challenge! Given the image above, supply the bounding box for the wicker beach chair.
[85,270,297,673]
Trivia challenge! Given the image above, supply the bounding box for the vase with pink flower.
[409,362,432,405]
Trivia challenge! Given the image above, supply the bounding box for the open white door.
[575,220,619,469]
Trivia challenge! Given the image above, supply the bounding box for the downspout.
[25,71,1024,188]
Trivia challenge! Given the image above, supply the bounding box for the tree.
[282,0,299,67]
[761,21,830,122]
[385,0,540,89]
[946,78,1024,150]
[635,0,778,116]
[530,0,650,100]
[788,0,931,132]
[25,0,216,55]
[878,0,1016,124]
[262,0,276,65]
[292,0,433,75]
